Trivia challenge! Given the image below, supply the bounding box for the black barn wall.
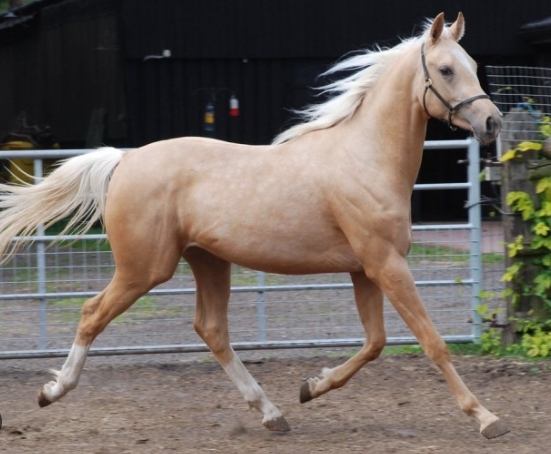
[1,0,548,146]
[118,0,549,147]
[0,0,549,221]
[119,0,546,59]
[0,0,127,146]
[124,58,289,146]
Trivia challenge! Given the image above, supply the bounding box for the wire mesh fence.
[486,65,551,150]
[0,140,503,358]
[0,236,490,355]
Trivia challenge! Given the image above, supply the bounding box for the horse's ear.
[449,12,465,41]
[429,13,445,43]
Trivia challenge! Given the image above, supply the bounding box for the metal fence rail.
[0,139,485,359]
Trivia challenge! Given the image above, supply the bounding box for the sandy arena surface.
[0,350,549,453]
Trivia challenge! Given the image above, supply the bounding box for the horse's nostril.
[486,116,495,135]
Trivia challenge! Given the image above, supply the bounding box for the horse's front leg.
[300,271,386,402]
[373,250,509,439]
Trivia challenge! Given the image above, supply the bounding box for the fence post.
[33,158,48,349]
[499,111,543,344]
[256,271,266,342]
[467,139,483,341]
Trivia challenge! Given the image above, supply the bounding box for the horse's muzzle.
[474,112,502,145]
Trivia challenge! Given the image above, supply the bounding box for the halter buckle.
[424,78,433,88]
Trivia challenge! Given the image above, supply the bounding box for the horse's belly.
[230,252,362,275]
[248,253,363,275]
[194,233,363,275]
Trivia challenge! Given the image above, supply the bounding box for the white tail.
[0,147,125,264]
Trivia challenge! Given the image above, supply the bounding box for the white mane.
[273,20,453,145]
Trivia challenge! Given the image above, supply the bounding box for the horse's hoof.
[481,420,510,439]
[37,391,52,408]
[263,415,291,432]
[299,380,313,403]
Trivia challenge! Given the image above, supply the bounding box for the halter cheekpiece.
[420,43,490,130]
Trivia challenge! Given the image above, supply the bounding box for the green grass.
[56,237,111,253]
[382,343,484,356]
[230,267,290,286]
[334,343,551,366]
[409,243,466,259]
[47,296,183,324]
[481,253,505,264]
[382,343,551,363]
[409,243,504,265]
[113,296,183,323]
[44,224,111,252]
[47,297,86,323]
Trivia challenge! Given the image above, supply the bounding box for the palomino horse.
[0,13,509,438]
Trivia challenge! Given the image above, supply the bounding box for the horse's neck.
[338,50,428,191]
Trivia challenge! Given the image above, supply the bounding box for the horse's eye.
[439,66,453,77]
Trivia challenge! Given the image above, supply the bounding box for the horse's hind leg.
[184,247,290,432]
[38,237,181,407]
[374,252,509,438]
[300,271,386,402]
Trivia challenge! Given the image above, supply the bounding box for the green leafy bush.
[490,115,551,358]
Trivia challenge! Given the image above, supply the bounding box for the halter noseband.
[420,43,490,130]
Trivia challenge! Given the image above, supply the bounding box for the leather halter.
[420,43,490,130]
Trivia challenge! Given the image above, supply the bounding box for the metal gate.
[0,139,482,359]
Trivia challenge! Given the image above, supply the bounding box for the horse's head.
[418,12,502,144]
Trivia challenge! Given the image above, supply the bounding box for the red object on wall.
[229,95,239,117]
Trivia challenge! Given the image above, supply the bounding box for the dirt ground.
[0,350,549,454]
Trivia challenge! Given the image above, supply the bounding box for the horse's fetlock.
[459,395,480,415]
[247,398,262,412]
[60,376,78,392]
